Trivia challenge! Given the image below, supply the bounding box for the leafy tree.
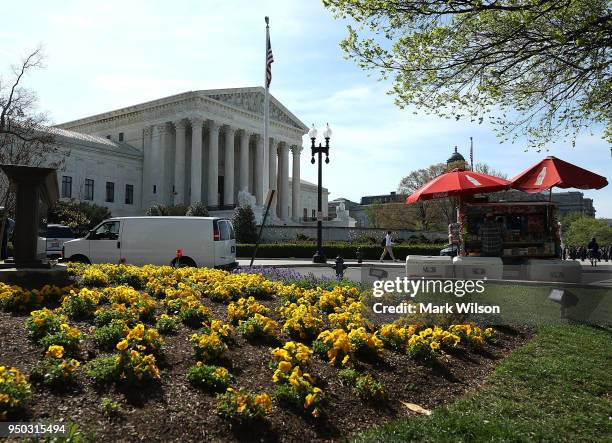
[324,0,612,150]
[145,204,188,216]
[145,204,166,216]
[564,217,612,246]
[232,205,257,243]
[0,47,68,246]
[186,202,209,217]
[47,200,111,235]
[399,161,508,226]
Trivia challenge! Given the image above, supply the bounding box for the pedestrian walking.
[380,230,399,262]
[587,237,600,267]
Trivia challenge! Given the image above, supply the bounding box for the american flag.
[266,32,274,88]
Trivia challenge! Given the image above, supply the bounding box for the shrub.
[271,366,324,418]
[93,320,129,351]
[85,357,118,384]
[26,308,68,341]
[270,342,312,374]
[118,323,165,358]
[114,350,161,387]
[48,200,111,235]
[338,368,360,384]
[165,295,211,327]
[0,366,31,419]
[237,314,280,342]
[348,327,384,360]
[227,297,269,324]
[30,346,80,387]
[102,286,157,322]
[155,314,181,335]
[313,329,353,366]
[80,267,109,287]
[99,397,122,416]
[377,323,417,350]
[217,388,272,421]
[61,288,102,320]
[93,304,138,327]
[186,202,209,217]
[0,284,68,313]
[355,374,385,402]
[186,363,232,391]
[280,304,324,341]
[448,324,493,347]
[39,323,83,357]
[232,205,257,243]
[190,332,228,363]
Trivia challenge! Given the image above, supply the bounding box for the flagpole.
[263,16,271,200]
[470,136,474,170]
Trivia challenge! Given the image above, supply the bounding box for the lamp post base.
[312,251,327,263]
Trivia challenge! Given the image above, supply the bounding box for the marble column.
[224,126,235,206]
[151,124,163,202]
[239,130,250,192]
[269,139,278,216]
[291,145,302,221]
[255,134,264,205]
[173,119,187,205]
[190,117,204,204]
[207,120,220,206]
[279,143,290,220]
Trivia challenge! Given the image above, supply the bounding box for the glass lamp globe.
[323,123,332,139]
[308,124,318,139]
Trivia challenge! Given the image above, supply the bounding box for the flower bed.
[0,263,531,441]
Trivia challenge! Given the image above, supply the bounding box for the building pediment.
[202,88,308,132]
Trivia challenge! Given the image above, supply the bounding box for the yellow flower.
[278,361,292,373]
[46,345,64,359]
[116,339,128,351]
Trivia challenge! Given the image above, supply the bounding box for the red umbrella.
[406,169,511,204]
[511,156,608,193]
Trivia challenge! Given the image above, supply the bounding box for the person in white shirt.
[380,230,399,262]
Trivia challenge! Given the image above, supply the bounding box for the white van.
[62,217,237,269]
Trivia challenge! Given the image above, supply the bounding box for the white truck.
[62,216,237,269]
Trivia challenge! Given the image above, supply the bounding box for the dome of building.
[447,146,466,164]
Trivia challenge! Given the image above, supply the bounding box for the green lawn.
[353,325,612,442]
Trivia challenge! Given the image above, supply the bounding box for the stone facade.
[52,87,329,223]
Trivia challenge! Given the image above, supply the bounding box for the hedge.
[236,243,444,260]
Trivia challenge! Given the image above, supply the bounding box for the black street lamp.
[309,123,331,263]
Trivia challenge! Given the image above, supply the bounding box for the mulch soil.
[0,290,534,443]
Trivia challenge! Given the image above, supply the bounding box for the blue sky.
[3,0,611,217]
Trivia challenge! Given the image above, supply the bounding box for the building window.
[153,185,157,194]
[303,208,307,220]
[312,209,316,219]
[61,176,72,198]
[125,184,134,205]
[106,135,111,140]
[105,181,114,203]
[84,179,94,201]
[118,132,124,142]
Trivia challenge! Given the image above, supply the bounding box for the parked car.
[62,216,237,269]
[439,244,459,257]
[46,224,77,258]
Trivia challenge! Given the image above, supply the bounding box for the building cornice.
[56,88,307,141]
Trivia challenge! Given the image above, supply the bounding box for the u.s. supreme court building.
[52,87,329,224]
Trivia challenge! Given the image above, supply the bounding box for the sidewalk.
[238,257,612,270]
[237,258,405,268]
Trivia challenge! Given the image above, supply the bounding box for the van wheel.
[68,255,91,264]
[171,257,196,268]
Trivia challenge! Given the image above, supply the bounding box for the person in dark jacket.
[587,237,599,266]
